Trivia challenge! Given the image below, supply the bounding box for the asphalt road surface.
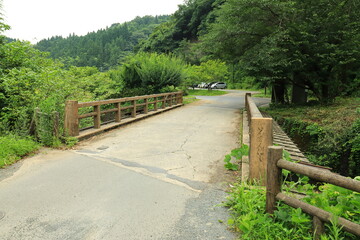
[0,90,270,240]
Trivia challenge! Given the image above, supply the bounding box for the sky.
[2,0,184,43]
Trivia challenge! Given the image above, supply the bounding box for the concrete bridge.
[0,90,269,240]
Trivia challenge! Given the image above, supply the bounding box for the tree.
[200,0,360,103]
[140,0,223,60]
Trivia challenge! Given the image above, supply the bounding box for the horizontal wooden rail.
[64,92,183,137]
[245,93,273,184]
[245,93,262,119]
[277,159,360,193]
[276,193,360,236]
[266,146,360,238]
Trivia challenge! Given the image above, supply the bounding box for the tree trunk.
[321,84,329,104]
[292,73,307,104]
[271,81,285,104]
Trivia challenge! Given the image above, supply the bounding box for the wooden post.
[249,117,273,185]
[245,93,252,124]
[52,111,60,138]
[245,92,251,109]
[179,92,183,104]
[64,100,79,136]
[115,102,121,122]
[132,100,136,118]
[169,94,173,107]
[313,216,325,239]
[144,98,148,114]
[266,146,283,214]
[162,96,166,109]
[154,97,158,111]
[94,105,101,129]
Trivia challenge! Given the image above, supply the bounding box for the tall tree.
[200,0,360,103]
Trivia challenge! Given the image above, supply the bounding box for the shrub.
[0,135,39,167]
[121,52,186,93]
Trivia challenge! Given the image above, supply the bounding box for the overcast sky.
[2,0,184,43]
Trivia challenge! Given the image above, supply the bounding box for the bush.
[0,135,39,167]
[121,52,186,93]
[225,181,313,240]
[0,41,123,146]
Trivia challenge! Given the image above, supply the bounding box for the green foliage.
[139,0,221,58]
[120,52,186,93]
[201,0,360,103]
[62,136,78,148]
[35,15,170,70]
[265,98,360,177]
[224,144,248,171]
[0,40,124,147]
[225,173,360,239]
[224,155,238,171]
[225,181,313,239]
[0,135,39,167]
[282,175,360,240]
[184,59,229,88]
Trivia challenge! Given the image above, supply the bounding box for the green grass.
[262,97,360,177]
[263,97,360,129]
[0,135,40,168]
[252,91,271,98]
[183,96,199,105]
[187,89,229,96]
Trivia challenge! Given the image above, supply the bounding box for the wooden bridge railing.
[64,92,183,137]
[244,93,360,238]
[245,93,273,183]
[266,146,360,238]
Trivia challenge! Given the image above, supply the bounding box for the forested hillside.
[35,15,170,70]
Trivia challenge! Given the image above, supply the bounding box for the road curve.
[0,91,270,240]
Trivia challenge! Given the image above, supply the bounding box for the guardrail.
[245,93,273,183]
[64,92,183,137]
[266,146,360,238]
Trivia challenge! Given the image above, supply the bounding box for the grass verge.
[261,97,360,176]
[187,89,229,96]
[262,97,360,127]
[183,96,199,105]
[0,135,40,168]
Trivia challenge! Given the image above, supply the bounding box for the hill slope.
[35,15,170,70]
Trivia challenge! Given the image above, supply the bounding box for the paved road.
[0,91,270,240]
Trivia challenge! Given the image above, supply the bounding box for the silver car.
[210,82,227,89]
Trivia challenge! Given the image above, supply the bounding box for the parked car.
[205,82,217,88]
[211,82,227,89]
[198,82,206,88]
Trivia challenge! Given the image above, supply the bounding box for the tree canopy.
[200,0,360,103]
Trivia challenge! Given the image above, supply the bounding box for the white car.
[198,82,207,88]
[211,82,227,89]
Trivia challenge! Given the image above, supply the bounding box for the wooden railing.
[64,92,183,137]
[245,93,273,183]
[266,146,360,238]
[245,93,360,237]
